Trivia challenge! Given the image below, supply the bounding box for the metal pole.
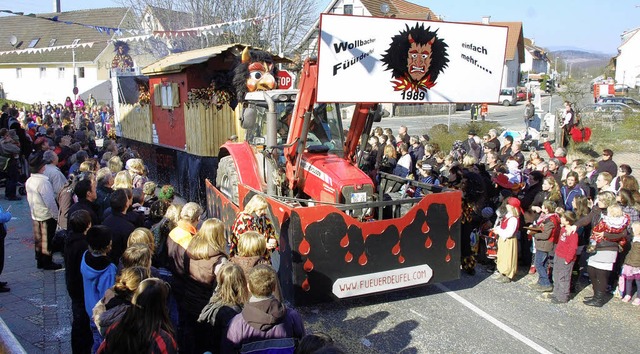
[447,103,451,132]
[278,0,283,57]
[72,46,77,98]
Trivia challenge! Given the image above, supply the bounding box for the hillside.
[549,49,612,70]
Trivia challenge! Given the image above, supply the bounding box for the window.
[153,83,180,109]
[78,67,85,78]
[58,67,65,79]
[344,4,353,15]
[49,39,57,47]
[71,39,80,46]
[28,38,40,48]
[16,68,22,79]
[40,67,46,79]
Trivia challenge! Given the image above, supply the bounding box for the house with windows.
[478,18,524,89]
[522,38,549,75]
[615,27,640,88]
[0,8,137,104]
[295,0,439,60]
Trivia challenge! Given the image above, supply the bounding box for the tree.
[114,0,319,57]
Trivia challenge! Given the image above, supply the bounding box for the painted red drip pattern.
[445,253,451,263]
[422,221,430,234]
[301,278,310,291]
[340,234,349,248]
[446,235,456,250]
[398,255,405,263]
[358,252,368,266]
[345,251,354,263]
[303,258,314,272]
[298,238,310,255]
[424,236,433,249]
[392,242,401,255]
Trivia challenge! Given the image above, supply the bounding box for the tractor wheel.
[216,156,239,205]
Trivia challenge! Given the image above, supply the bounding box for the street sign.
[277,70,296,89]
[72,87,79,95]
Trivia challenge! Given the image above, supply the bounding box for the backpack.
[56,174,78,230]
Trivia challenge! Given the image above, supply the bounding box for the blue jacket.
[81,251,116,316]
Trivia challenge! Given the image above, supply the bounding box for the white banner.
[317,14,509,103]
[332,264,433,298]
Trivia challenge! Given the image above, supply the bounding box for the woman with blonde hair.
[108,155,123,175]
[230,194,278,259]
[128,227,155,252]
[198,263,248,353]
[181,218,229,353]
[93,266,150,336]
[112,170,132,190]
[493,197,521,283]
[127,158,148,189]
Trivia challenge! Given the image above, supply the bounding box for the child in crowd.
[198,263,248,353]
[230,231,271,278]
[530,201,560,293]
[620,222,640,305]
[230,194,278,259]
[587,204,630,253]
[551,211,579,304]
[81,225,117,352]
[223,264,305,353]
[492,198,521,283]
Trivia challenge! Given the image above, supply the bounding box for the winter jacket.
[555,226,579,263]
[93,288,131,336]
[64,231,89,301]
[103,212,136,264]
[624,242,640,267]
[223,297,305,353]
[534,215,560,253]
[198,301,242,353]
[81,252,117,316]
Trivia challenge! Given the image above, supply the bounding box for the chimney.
[482,16,491,25]
[53,0,61,13]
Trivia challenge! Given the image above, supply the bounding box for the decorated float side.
[111,43,288,203]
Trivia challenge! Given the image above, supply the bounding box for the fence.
[393,103,455,116]
[184,103,237,157]
[118,104,153,143]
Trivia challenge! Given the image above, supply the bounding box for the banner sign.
[317,14,509,103]
[332,264,433,298]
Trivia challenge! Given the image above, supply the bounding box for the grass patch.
[427,121,502,152]
[572,112,640,155]
[0,98,30,109]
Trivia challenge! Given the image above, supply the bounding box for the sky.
[1,0,637,54]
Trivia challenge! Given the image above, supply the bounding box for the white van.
[498,87,517,106]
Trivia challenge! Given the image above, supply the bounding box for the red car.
[517,89,534,101]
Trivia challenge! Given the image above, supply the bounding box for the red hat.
[492,174,513,189]
[507,197,523,214]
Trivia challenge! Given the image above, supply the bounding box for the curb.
[0,316,27,354]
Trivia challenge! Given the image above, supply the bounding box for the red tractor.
[207,58,462,304]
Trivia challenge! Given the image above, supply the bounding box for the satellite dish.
[380,3,390,15]
[9,35,17,47]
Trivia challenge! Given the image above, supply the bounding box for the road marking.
[432,283,552,354]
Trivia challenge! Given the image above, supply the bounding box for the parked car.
[516,88,534,101]
[614,84,630,97]
[599,97,640,110]
[498,87,517,106]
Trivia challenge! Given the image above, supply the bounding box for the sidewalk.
[0,194,70,353]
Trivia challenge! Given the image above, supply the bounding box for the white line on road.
[424,283,553,354]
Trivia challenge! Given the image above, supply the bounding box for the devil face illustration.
[233,47,278,103]
[247,60,276,92]
[381,23,449,92]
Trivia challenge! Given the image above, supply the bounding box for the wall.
[615,33,640,88]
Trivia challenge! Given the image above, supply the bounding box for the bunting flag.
[0,13,277,55]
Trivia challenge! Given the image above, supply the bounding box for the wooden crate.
[118,104,153,144]
[184,103,237,156]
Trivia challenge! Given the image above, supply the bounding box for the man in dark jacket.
[102,189,135,264]
[67,178,100,227]
[224,265,305,353]
[63,210,93,354]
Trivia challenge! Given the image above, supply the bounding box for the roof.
[490,22,524,63]
[361,0,439,19]
[142,44,291,75]
[0,8,136,64]
[524,38,548,61]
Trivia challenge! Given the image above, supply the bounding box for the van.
[498,87,517,106]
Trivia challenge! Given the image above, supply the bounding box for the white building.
[479,18,524,89]
[0,8,137,105]
[615,28,640,88]
[522,38,549,75]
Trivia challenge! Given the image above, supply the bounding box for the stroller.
[0,156,28,196]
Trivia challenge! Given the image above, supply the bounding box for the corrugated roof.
[141,44,291,75]
[0,7,136,64]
